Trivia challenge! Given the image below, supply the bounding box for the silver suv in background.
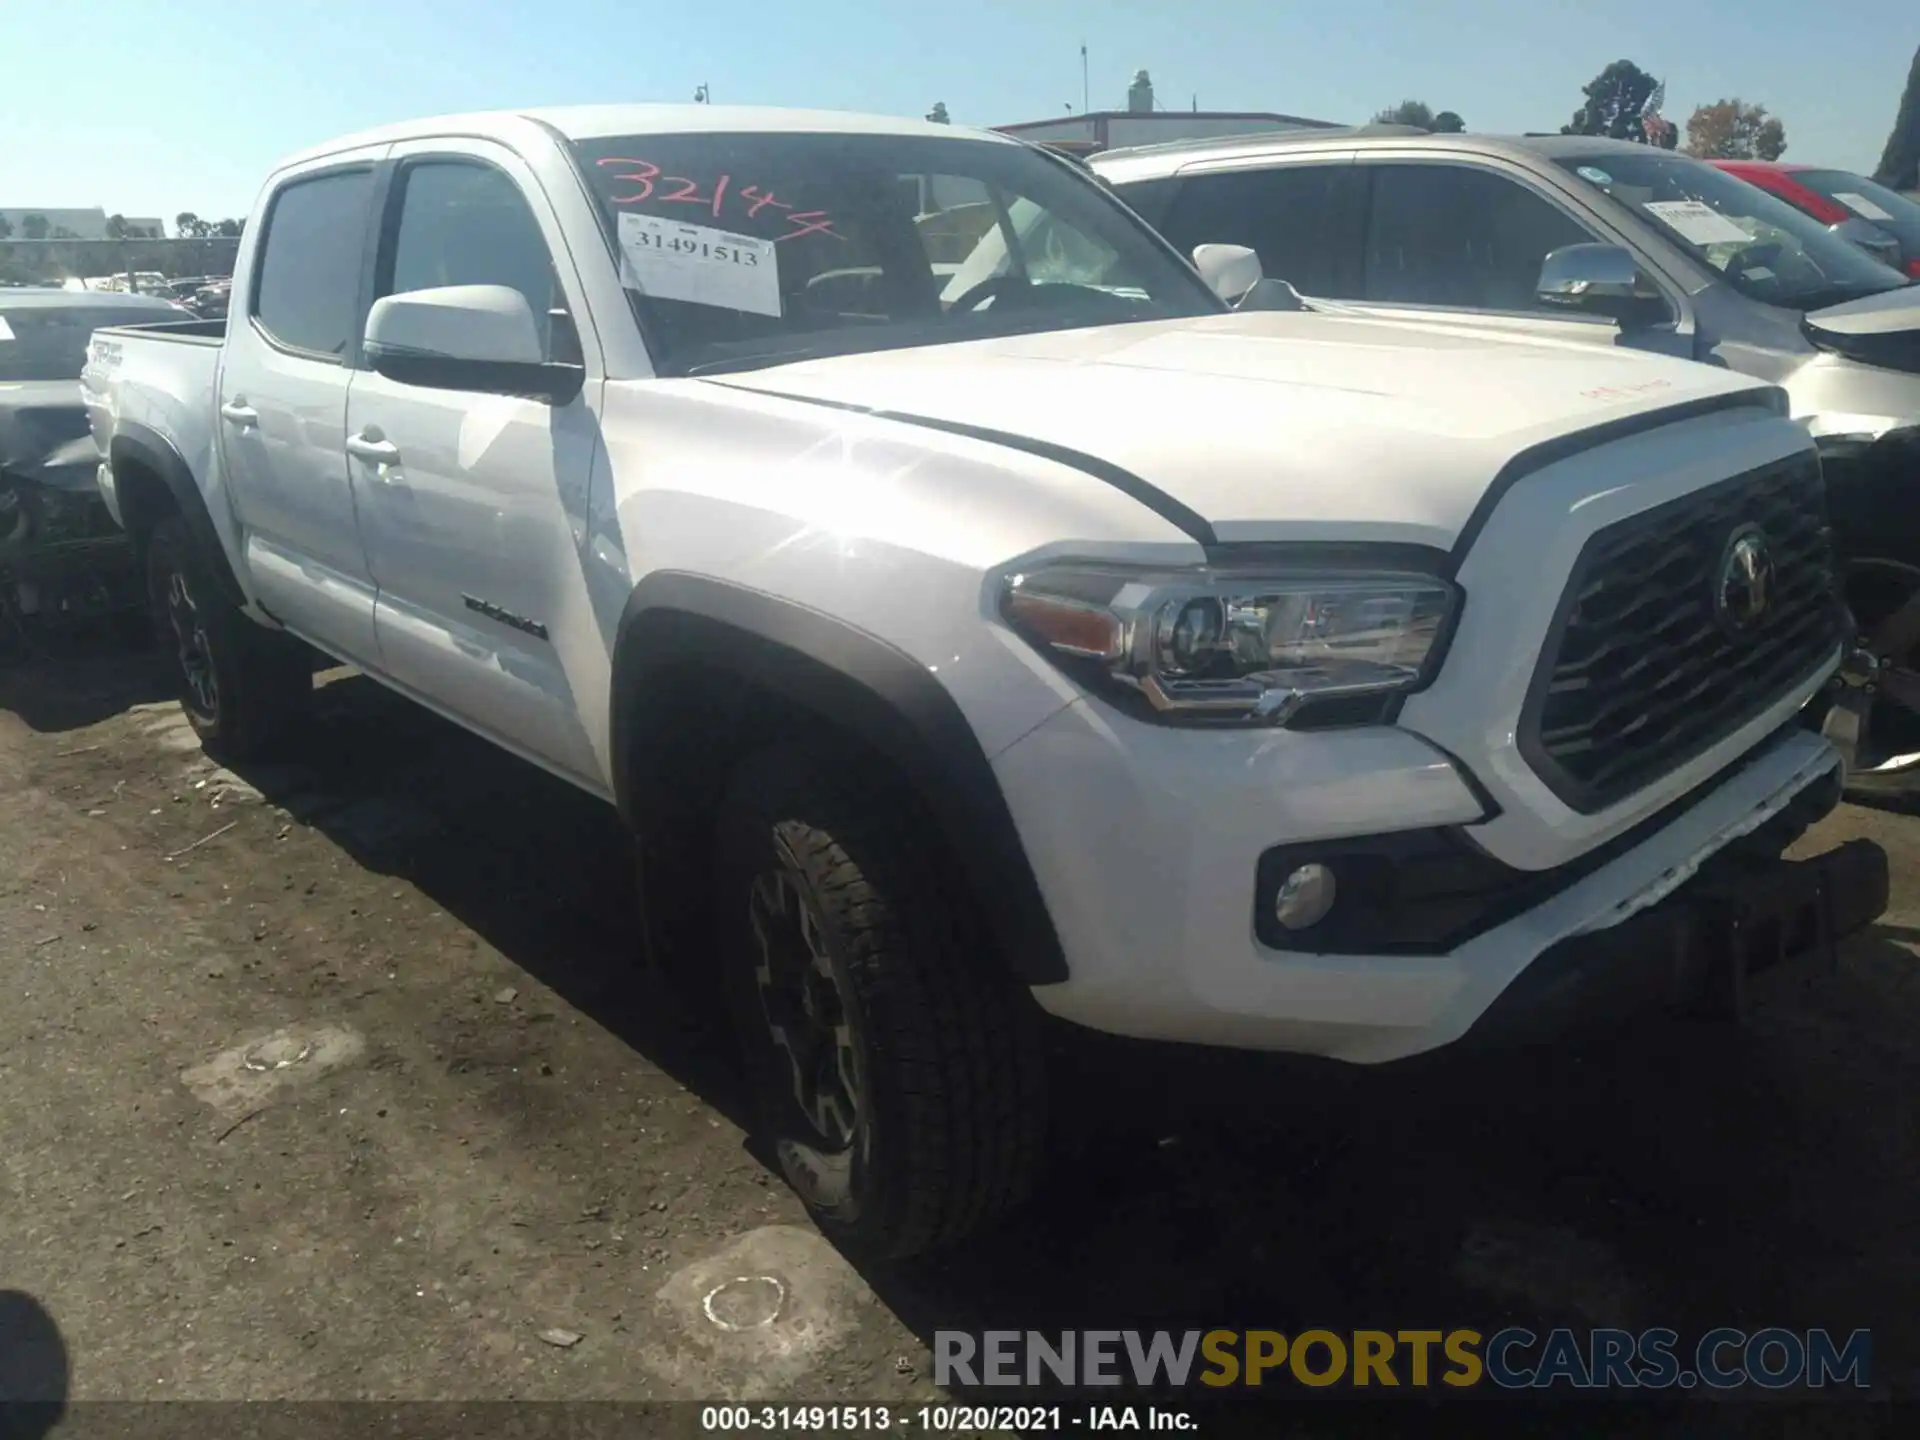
[1096,129,1920,796]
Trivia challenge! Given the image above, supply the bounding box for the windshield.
[0,305,162,382]
[569,130,1221,375]
[1787,169,1920,251]
[1555,151,1911,311]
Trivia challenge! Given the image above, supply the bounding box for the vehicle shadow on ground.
[0,638,174,734]
[130,662,1918,1420]
[250,669,751,1123]
[0,1289,69,1436]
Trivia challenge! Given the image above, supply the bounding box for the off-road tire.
[714,739,1048,1259]
[146,515,310,760]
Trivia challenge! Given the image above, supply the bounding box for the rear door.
[217,149,387,660]
[343,138,607,788]
[1147,155,1365,300]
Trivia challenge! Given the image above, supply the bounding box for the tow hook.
[1821,641,1879,775]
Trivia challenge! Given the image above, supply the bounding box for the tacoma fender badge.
[462,594,550,641]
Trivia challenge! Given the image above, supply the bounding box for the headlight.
[1002,558,1458,726]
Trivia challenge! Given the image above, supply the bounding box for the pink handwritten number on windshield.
[598,159,843,241]
[596,158,659,203]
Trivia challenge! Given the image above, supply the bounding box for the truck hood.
[1802,285,1920,376]
[710,312,1773,546]
[0,379,98,491]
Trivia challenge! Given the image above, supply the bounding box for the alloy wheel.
[165,567,218,721]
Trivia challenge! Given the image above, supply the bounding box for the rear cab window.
[250,168,376,360]
[566,129,1220,376]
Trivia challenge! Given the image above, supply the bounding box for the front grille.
[1520,455,1841,814]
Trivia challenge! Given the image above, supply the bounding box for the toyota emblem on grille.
[1714,525,1774,635]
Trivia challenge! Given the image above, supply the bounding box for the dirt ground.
[2,636,1917,1430]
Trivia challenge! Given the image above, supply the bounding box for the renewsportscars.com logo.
[935,1327,1873,1391]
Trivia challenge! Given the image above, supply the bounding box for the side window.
[1363,164,1596,313]
[1152,165,1356,298]
[252,169,375,359]
[381,161,565,359]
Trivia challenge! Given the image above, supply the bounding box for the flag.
[1642,78,1666,122]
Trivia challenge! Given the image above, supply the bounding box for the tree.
[105,213,130,240]
[1876,44,1920,190]
[1431,110,1465,133]
[1684,99,1787,161]
[175,210,216,239]
[1372,99,1434,129]
[213,218,243,238]
[1564,60,1669,143]
[0,215,11,240]
[926,101,950,124]
[21,213,49,241]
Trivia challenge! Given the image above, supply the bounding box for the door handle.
[346,432,401,467]
[219,399,258,428]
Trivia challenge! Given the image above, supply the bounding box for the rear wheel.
[145,515,311,759]
[713,740,1048,1259]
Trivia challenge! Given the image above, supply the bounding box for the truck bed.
[94,317,227,345]
[82,318,226,512]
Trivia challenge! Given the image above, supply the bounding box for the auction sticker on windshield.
[1833,192,1896,223]
[617,212,782,317]
[1643,200,1753,247]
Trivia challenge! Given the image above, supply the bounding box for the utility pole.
[1080,43,1089,115]
[693,83,710,104]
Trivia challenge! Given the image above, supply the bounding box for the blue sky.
[4,0,1913,224]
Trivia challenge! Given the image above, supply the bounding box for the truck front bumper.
[993,703,1884,1063]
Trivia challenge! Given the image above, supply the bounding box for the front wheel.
[713,740,1048,1259]
[146,515,311,760]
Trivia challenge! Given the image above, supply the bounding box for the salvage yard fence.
[0,237,241,289]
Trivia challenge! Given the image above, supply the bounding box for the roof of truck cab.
[1091,128,1686,184]
[277,104,1014,170]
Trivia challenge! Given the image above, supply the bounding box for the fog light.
[1274,862,1337,931]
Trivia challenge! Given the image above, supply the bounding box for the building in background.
[995,69,1342,157]
[0,207,166,238]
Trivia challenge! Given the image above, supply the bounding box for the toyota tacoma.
[82,105,1886,1256]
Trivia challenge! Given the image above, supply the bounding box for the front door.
[344,141,607,789]
[217,151,386,661]
[1342,160,1695,360]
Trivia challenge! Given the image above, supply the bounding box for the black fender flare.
[108,421,249,609]
[611,571,1068,986]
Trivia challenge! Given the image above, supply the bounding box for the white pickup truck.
[83,104,1887,1257]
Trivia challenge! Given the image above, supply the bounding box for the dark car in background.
[1094,130,1920,794]
[1,287,188,648]
[1711,161,1920,279]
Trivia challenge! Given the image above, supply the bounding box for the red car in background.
[1711,160,1920,278]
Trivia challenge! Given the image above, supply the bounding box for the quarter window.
[252,169,375,359]
[1362,164,1596,313]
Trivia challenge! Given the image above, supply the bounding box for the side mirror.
[1235,277,1309,312]
[1192,243,1264,304]
[1828,217,1902,269]
[363,284,584,404]
[1535,243,1666,329]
